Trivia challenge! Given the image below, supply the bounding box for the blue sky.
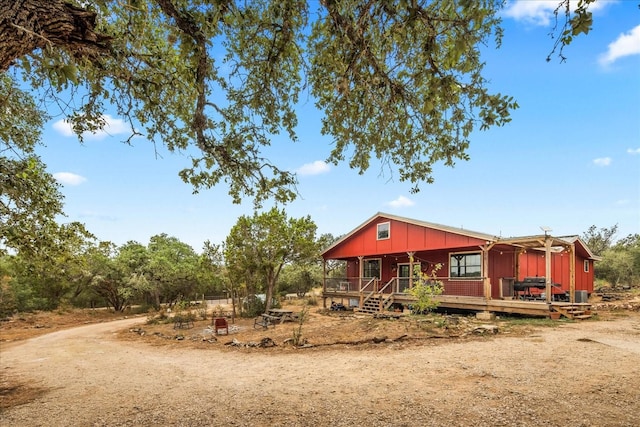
[37,0,640,252]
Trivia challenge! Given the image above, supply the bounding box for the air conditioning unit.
[575,290,588,303]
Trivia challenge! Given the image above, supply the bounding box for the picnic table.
[267,309,296,323]
[254,313,278,329]
[253,309,298,330]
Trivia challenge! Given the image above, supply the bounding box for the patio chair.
[212,317,229,335]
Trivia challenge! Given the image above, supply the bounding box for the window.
[584,260,589,273]
[377,222,390,240]
[362,258,381,279]
[449,252,482,278]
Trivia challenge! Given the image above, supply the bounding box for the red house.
[321,213,599,318]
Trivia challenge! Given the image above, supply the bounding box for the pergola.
[489,234,577,303]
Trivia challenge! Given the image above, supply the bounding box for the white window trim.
[396,262,422,278]
[377,222,390,240]
[449,250,483,279]
[584,260,589,273]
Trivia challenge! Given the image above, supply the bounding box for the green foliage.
[582,225,640,288]
[0,74,66,255]
[1,231,220,314]
[547,0,596,62]
[408,264,444,314]
[242,294,267,318]
[309,0,516,192]
[582,224,618,256]
[277,263,322,298]
[145,234,202,309]
[597,234,640,288]
[290,305,310,347]
[224,208,318,311]
[3,0,518,206]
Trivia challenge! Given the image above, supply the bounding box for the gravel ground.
[1,312,639,427]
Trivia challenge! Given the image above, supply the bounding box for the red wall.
[327,216,595,294]
[325,218,489,260]
[517,251,593,292]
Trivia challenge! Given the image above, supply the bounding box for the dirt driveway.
[1,312,640,427]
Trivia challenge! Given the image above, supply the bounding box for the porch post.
[569,243,576,303]
[407,251,415,289]
[482,245,491,301]
[544,236,552,303]
[322,259,327,309]
[358,256,364,307]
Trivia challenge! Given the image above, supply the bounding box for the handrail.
[359,277,377,308]
[359,277,376,293]
[381,293,395,309]
[377,277,395,294]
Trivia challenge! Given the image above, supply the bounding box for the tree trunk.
[0,0,111,71]
[265,277,275,311]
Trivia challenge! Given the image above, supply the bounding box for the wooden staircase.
[550,303,594,320]
[355,294,395,314]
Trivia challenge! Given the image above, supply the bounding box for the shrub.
[408,264,444,314]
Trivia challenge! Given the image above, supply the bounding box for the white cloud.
[592,157,612,167]
[52,119,75,137]
[599,24,640,66]
[53,172,87,186]
[296,160,330,176]
[502,0,559,26]
[627,148,640,155]
[386,195,415,208]
[503,0,612,26]
[52,114,129,140]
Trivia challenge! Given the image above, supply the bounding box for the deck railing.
[324,277,358,292]
[436,278,485,297]
[325,277,485,298]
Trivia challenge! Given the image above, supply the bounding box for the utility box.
[575,290,588,303]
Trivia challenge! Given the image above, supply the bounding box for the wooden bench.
[254,314,277,330]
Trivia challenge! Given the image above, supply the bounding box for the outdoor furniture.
[514,277,564,300]
[254,313,277,330]
[330,302,346,311]
[266,308,295,323]
[173,315,194,329]
[212,317,229,335]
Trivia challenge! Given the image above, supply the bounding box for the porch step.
[355,296,383,314]
[550,303,594,320]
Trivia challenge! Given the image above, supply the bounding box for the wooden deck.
[323,291,592,318]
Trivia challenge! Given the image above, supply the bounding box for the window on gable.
[584,260,589,273]
[449,252,482,278]
[377,222,390,240]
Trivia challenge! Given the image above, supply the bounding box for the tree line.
[0,208,340,317]
[581,225,640,291]
[1,214,637,318]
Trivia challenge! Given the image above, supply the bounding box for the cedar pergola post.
[322,259,327,309]
[569,243,576,303]
[482,245,491,300]
[544,236,553,303]
[408,251,415,289]
[358,256,364,307]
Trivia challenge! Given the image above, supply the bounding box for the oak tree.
[224,208,317,311]
[2,0,518,207]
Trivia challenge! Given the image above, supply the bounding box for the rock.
[473,324,499,335]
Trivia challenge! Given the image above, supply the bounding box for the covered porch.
[321,234,591,319]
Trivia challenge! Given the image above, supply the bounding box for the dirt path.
[2,314,640,426]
